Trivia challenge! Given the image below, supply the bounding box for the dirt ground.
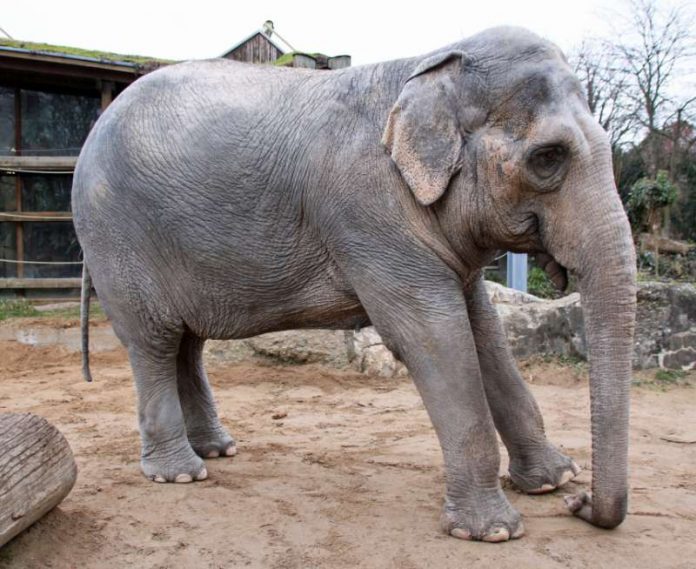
[0,325,695,569]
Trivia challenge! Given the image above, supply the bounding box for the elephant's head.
[383,27,636,529]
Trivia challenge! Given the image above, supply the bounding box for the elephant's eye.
[528,144,569,182]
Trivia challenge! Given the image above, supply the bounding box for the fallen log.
[0,413,77,547]
[639,233,694,256]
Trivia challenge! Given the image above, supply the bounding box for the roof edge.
[0,39,172,69]
[220,30,286,58]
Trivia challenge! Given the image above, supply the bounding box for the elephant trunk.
[573,211,636,528]
[544,147,637,528]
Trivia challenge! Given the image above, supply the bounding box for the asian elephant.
[72,26,637,542]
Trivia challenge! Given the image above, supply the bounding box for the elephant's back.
[72,59,313,232]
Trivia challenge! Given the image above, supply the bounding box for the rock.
[343,280,696,376]
[489,281,695,371]
[493,291,586,360]
[633,282,696,370]
[347,327,408,377]
[246,330,349,367]
[204,329,350,368]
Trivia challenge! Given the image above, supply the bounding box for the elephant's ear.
[382,51,466,206]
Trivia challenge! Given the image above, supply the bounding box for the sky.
[1,0,635,65]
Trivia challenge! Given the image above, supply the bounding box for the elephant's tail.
[80,263,93,383]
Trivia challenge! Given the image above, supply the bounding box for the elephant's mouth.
[534,252,569,292]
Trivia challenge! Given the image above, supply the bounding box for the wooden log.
[639,233,694,256]
[0,413,77,547]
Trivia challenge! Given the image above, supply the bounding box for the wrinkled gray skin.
[72,27,636,542]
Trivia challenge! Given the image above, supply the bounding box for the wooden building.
[0,39,167,298]
[222,21,351,70]
[0,25,350,298]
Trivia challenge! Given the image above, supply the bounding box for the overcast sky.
[1,0,657,65]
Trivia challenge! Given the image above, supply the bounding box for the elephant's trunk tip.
[565,491,627,529]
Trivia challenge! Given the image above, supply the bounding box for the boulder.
[205,329,350,368]
[347,326,407,377]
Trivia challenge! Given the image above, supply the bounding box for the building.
[0,39,168,298]
[0,25,350,298]
[221,20,351,70]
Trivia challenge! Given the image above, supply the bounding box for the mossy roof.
[273,52,323,66]
[0,38,173,67]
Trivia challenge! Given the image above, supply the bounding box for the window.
[0,174,81,279]
[23,221,81,278]
[0,87,14,155]
[22,175,73,212]
[0,222,17,278]
[0,84,98,282]
[0,174,15,211]
[20,89,99,156]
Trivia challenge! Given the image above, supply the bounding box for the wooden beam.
[0,278,82,289]
[0,156,77,171]
[0,212,73,222]
[14,88,23,281]
[100,80,114,110]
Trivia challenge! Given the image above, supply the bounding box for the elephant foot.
[441,493,525,542]
[187,427,237,459]
[141,446,209,483]
[508,443,581,495]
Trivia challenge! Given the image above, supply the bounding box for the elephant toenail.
[153,475,167,483]
[528,483,555,494]
[451,528,472,540]
[559,469,576,486]
[482,527,510,543]
[511,523,525,539]
[225,445,237,456]
[195,467,208,481]
[571,461,582,475]
[175,473,193,483]
[206,450,220,458]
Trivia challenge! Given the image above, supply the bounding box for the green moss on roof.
[0,38,173,66]
[273,52,322,66]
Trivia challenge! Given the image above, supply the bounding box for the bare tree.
[612,0,695,175]
[571,39,639,150]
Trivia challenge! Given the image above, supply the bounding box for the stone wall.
[205,281,696,375]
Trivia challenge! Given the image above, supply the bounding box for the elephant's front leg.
[363,282,524,542]
[465,277,580,493]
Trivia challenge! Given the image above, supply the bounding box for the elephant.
[72,26,637,543]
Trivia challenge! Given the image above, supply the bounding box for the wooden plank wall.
[225,34,283,64]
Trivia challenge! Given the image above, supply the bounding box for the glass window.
[0,175,16,211]
[20,89,99,156]
[22,174,73,212]
[0,222,17,278]
[23,221,81,278]
[0,87,14,155]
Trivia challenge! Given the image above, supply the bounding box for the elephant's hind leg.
[177,333,237,459]
[466,278,580,494]
[128,337,208,483]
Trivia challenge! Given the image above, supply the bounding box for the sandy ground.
[0,326,695,569]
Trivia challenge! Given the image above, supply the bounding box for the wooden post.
[0,413,77,547]
[13,87,24,282]
[100,81,114,110]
